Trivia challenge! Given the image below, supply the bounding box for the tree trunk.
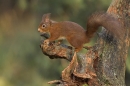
[95,0,130,85]
[39,0,130,86]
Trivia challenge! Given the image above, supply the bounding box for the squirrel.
[38,12,124,52]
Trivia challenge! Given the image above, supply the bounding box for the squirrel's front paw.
[44,39,50,45]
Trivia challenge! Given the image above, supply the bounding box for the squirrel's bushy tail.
[86,12,124,40]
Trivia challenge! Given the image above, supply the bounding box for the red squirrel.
[38,12,124,52]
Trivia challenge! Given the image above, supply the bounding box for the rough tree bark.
[39,0,130,86]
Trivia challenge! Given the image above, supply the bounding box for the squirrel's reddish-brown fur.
[38,12,124,52]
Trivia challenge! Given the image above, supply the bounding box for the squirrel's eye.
[42,24,46,28]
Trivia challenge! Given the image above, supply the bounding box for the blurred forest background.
[0,0,130,86]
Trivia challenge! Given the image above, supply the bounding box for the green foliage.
[82,84,88,86]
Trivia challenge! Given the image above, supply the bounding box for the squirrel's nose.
[38,28,41,32]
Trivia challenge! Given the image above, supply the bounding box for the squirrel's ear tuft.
[42,13,51,22]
